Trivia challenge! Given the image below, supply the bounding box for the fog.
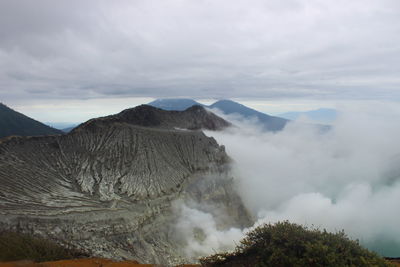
[176,103,400,258]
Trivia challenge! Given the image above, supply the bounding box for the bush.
[0,230,88,262]
[200,221,392,267]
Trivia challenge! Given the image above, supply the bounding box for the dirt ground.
[2,258,400,266]
[387,258,400,267]
[0,258,201,267]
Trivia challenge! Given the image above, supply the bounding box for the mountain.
[0,103,63,138]
[147,98,203,111]
[61,126,76,133]
[79,104,231,131]
[209,100,289,132]
[46,122,79,131]
[45,122,79,133]
[149,98,289,131]
[279,108,337,124]
[0,105,250,265]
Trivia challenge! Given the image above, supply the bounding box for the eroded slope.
[0,106,250,265]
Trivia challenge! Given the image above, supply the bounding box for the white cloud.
[192,101,400,257]
[174,202,243,260]
[1,0,400,110]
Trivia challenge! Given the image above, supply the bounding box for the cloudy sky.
[0,0,399,122]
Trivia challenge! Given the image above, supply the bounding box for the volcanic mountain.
[0,103,63,138]
[149,99,331,132]
[0,105,249,265]
[209,100,289,132]
[78,104,231,132]
[147,99,202,111]
[148,99,289,132]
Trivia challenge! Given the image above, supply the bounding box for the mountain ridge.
[149,98,289,131]
[147,99,202,111]
[209,99,289,131]
[74,104,231,133]
[0,103,63,139]
[0,105,249,265]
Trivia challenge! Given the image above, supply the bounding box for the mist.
[177,102,400,258]
[173,201,244,259]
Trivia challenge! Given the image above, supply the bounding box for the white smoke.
[213,103,400,256]
[173,201,243,259]
[176,102,400,258]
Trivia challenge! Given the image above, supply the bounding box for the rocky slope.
[0,105,250,265]
[80,104,231,131]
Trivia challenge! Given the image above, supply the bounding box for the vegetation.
[0,103,62,139]
[200,221,392,267]
[0,230,87,262]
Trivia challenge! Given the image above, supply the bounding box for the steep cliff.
[0,105,250,265]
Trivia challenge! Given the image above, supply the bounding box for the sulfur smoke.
[176,102,400,258]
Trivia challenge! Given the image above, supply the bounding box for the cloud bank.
[1,0,400,105]
[174,103,400,258]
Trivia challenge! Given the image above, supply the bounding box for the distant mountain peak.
[148,98,203,111]
[213,99,241,104]
[151,98,196,103]
[148,98,290,132]
[209,99,288,131]
[210,99,255,111]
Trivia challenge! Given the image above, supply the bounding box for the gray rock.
[0,106,250,265]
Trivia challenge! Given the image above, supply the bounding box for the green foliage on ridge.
[200,221,392,267]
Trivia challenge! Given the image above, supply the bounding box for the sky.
[0,0,399,122]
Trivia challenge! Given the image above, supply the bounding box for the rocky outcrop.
[76,105,231,132]
[0,106,250,266]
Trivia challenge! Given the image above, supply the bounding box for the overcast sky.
[0,0,399,122]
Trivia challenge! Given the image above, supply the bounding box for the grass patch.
[0,230,87,262]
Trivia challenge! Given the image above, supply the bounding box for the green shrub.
[200,221,393,267]
[0,230,87,262]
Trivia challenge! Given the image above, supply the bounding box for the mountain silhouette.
[0,103,63,139]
